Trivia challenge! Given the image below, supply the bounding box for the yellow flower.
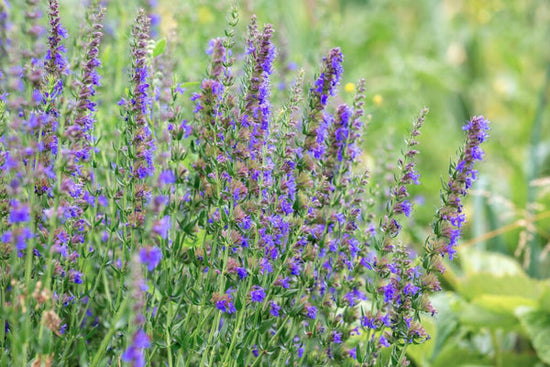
[373,94,383,106]
[344,82,355,93]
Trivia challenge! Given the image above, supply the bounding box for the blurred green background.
[57,0,550,365]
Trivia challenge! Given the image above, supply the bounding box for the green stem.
[491,330,502,367]
[165,293,174,367]
[221,303,246,365]
[201,311,222,366]
[89,296,130,367]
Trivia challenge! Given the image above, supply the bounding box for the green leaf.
[456,273,540,301]
[356,343,363,364]
[430,292,462,361]
[474,294,538,315]
[539,281,550,311]
[458,248,526,277]
[516,308,550,364]
[500,352,542,367]
[406,316,436,366]
[431,343,492,367]
[153,39,167,57]
[259,319,274,333]
[176,81,201,88]
[458,302,519,331]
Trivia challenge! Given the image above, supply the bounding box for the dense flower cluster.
[0,4,489,367]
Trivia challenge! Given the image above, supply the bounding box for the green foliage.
[516,309,550,364]
[408,248,550,366]
[153,38,167,57]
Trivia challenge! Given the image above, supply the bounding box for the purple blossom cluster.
[45,0,69,78]
[128,10,155,181]
[67,9,104,166]
[428,116,490,261]
[185,18,489,363]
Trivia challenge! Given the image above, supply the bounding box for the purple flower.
[361,315,375,329]
[250,286,266,303]
[393,200,412,217]
[122,329,150,367]
[260,258,273,274]
[403,283,420,296]
[9,202,30,224]
[67,8,105,172]
[69,269,83,284]
[159,170,176,185]
[270,301,281,317]
[175,83,185,94]
[46,0,70,76]
[215,296,236,314]
[236,267,247,279]
[128,10,156,181]
[139,247,162,271]
[382,282,397,303]
[16,228,33,255]
[2,231,12,243]
[311,48,343,105]
[274,276,290,288]
[379,335,390,348]
[152,216,171,239]
[305,305,317,319]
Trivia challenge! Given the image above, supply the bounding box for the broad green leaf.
[474,294,538,315]
[430,292,462,361]
[153,39,167,57]
[458,248,526,277]
[539,281,550,311]
[500,352,542,367]
[456,273,540,301]
[516,308,550,364]
[431,343,492,367]
[458,302,519,331]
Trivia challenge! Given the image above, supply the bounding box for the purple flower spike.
[435,116,490,260]
[122,329,150,367]
[9,202,30,224]
[46,0,69,77]
[139,247,162,271]
[152,216,171,239]
[159,170,176,185]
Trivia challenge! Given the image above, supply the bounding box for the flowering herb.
[0,5,490,367]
